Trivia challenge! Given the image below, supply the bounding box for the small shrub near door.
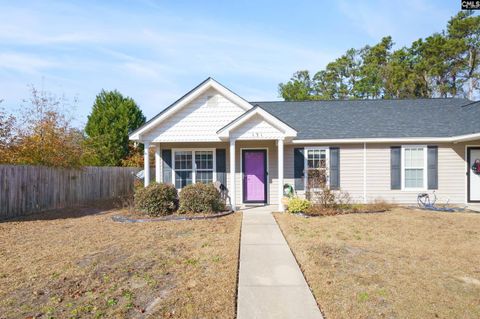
[134,183,178,216]
[179,183,225,214]
[286,197,311,214]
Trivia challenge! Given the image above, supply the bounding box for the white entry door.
[468,147,480,202]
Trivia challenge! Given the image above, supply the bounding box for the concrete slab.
[468,204,480,212]
[238,286,322,319]
[239,244,307,286]
[241,224,285,245]
[237,206,323,319]
[242,213,277,225]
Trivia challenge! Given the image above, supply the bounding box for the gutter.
[291,133,480,144]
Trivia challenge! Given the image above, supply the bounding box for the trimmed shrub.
[179,183,225,214]
[134,183,178,216]
[287,197,311,214]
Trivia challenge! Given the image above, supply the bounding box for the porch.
[142,139,288,212]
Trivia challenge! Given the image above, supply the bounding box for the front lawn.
[0,206,242,318]
[274,208,480,318]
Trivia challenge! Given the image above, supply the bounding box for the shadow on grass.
[0,200,117,223]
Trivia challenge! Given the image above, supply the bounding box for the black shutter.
[330,147,340,190]
[216,149,227,189]
[427,146,438,189]
[162,149,172,184]
[294,148,305,190]
[391,146,401,190]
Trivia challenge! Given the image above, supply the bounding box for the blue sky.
[0,0,461,127]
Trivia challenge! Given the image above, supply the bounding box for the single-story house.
[129,78,480,211]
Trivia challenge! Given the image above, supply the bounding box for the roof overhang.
[129,77,254,141]
[216,105,297,140]
[291,132,480,144]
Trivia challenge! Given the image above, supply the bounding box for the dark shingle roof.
[253,98,480,139]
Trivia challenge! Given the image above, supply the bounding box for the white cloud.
[0,0,459,124]
[337,0,455,46]
[0,53,57,74]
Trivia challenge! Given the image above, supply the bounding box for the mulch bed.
[112,210,235,223]
[293,209,388,218]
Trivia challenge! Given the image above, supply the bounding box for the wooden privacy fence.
[0,165,140,220]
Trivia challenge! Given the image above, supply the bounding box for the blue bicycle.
[417,191,454,212]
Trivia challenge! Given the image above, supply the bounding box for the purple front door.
[243,150,267,203]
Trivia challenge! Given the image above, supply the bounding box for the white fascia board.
[292,137,452,144]
[209,80,253,111]
[217,107,297,139]
[291,133,480,144]
[129,78,253,141]
[452,132,480,143]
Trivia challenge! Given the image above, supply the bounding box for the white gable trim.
[217,106,297,140]
[129,78,253,141]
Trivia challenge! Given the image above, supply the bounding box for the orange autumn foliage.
[0,87,85,168]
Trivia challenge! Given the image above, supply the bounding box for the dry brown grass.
[275,208,480,319]
[305,199,395,216]
[0,205,242,318]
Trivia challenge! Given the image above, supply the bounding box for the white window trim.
[401,145,428,191]
[171,148,216,189]
[304,147,330,189]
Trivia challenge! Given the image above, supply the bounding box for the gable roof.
[129,77,253,141]
[130,76,480,143]
[255,98,480,140]
[216,105,297,139]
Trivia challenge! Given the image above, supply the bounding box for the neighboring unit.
[129,78,480,211]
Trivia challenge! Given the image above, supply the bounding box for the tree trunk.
[468,48,475,100]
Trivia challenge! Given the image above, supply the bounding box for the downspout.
[363,142,367,204]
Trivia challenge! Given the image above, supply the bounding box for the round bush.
[134,183,178,216]
[287,197,311,214]
[178,183,225,214]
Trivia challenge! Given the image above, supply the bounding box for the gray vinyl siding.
[284,144,364,203]
[153,140,478,206]
[284,141,477,205]
[364,143,466,204]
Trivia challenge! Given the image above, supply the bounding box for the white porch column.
[155,144,161,183]
[144,142,150,187]
[229,139,236,211]
[278,138,284,212]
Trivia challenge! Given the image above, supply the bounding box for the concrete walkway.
[468,204,480,212]
[237,206,323,319]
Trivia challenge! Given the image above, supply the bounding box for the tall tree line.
[279,11,480,101]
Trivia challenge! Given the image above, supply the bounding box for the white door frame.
[239,147,269,205]
[465,145,480,203]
